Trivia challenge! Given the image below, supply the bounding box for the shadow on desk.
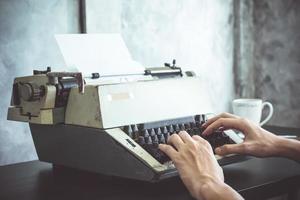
[1,158,299,200]
[36,165,192,200]
[224,157,300,200]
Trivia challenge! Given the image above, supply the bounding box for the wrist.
[197,178,243,200]
[197,178,223,200]
[275,137,300,161]
[260,130,290,157]
[270,136,286,156]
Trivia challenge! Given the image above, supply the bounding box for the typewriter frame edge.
[29,123,177,182]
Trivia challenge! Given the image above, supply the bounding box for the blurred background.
[0,0,299,166]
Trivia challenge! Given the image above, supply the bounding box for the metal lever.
[47,72,85,93]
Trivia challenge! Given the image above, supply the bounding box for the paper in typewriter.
[55,33,145,77]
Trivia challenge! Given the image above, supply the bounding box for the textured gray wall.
[233,0,255,98]
[86,0,235,113]
[0,0,80,165]
[253,0,300,127]
[236,0,300,127]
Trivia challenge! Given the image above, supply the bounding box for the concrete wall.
[0,0,80,165]
[237,0,300,127]
[86,0,235,113]
[253,0,300,127]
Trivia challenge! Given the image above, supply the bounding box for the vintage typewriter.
[7,62,244,182]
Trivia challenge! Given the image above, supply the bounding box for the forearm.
[197,179,243,200]
[276,137,300,161]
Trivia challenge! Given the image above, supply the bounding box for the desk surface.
[1,126,300,200]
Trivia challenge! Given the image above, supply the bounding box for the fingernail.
[215,147,221,154]
[219,127,225,131]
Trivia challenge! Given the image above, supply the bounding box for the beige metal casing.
[7,107,64,124]
[7,75,59,124]
[65,77,213,129]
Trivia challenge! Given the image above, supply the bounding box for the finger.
[159,144,178,160]
[178,131,193,143]
[192,135,211,146]
[215,143,245,156]
[167,134,184,150]
[192,134,205,142]
[202,112,237,128]
[192,135,214,153]
[202,118,246,136]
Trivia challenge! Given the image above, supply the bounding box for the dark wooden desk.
[1,126,300,200]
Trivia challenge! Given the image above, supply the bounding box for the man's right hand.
[201,113,286,158]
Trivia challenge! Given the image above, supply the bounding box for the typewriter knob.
[159,134,166,144]
[195,115,201,122]
[164,132,170,141]
[142,129,150,138]
[138,136,145,146]
[184,123,191,130]
[175,124,180,132]
[190,122,196,129]
[168,125,174,133]
[202,114,208,122]
[156,128,162,136]
[132,125,139,138]
[150,128,156,137]
[162,126,168,134]
[124,125,133,138]
[152,135,159,144]
[180,123,185,131]
[124,125,132,134]
[146,136,152,145]
[132,124,139,133]
[18,82,45,101]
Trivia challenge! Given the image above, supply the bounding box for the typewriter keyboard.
[122,114,235,164]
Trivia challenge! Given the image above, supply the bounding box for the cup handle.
[260,102,274,126]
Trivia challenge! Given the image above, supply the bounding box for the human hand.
[202,112,282,157]
[159,131,242,200]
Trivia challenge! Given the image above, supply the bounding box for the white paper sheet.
[55,34,145,77]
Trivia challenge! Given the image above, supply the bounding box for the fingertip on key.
[215,147,222,154]
[158,143,166,149]
[202,129,208,136]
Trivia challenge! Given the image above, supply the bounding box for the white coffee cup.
[232,99,273,126]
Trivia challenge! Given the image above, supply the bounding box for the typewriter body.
[8,64,244,182]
